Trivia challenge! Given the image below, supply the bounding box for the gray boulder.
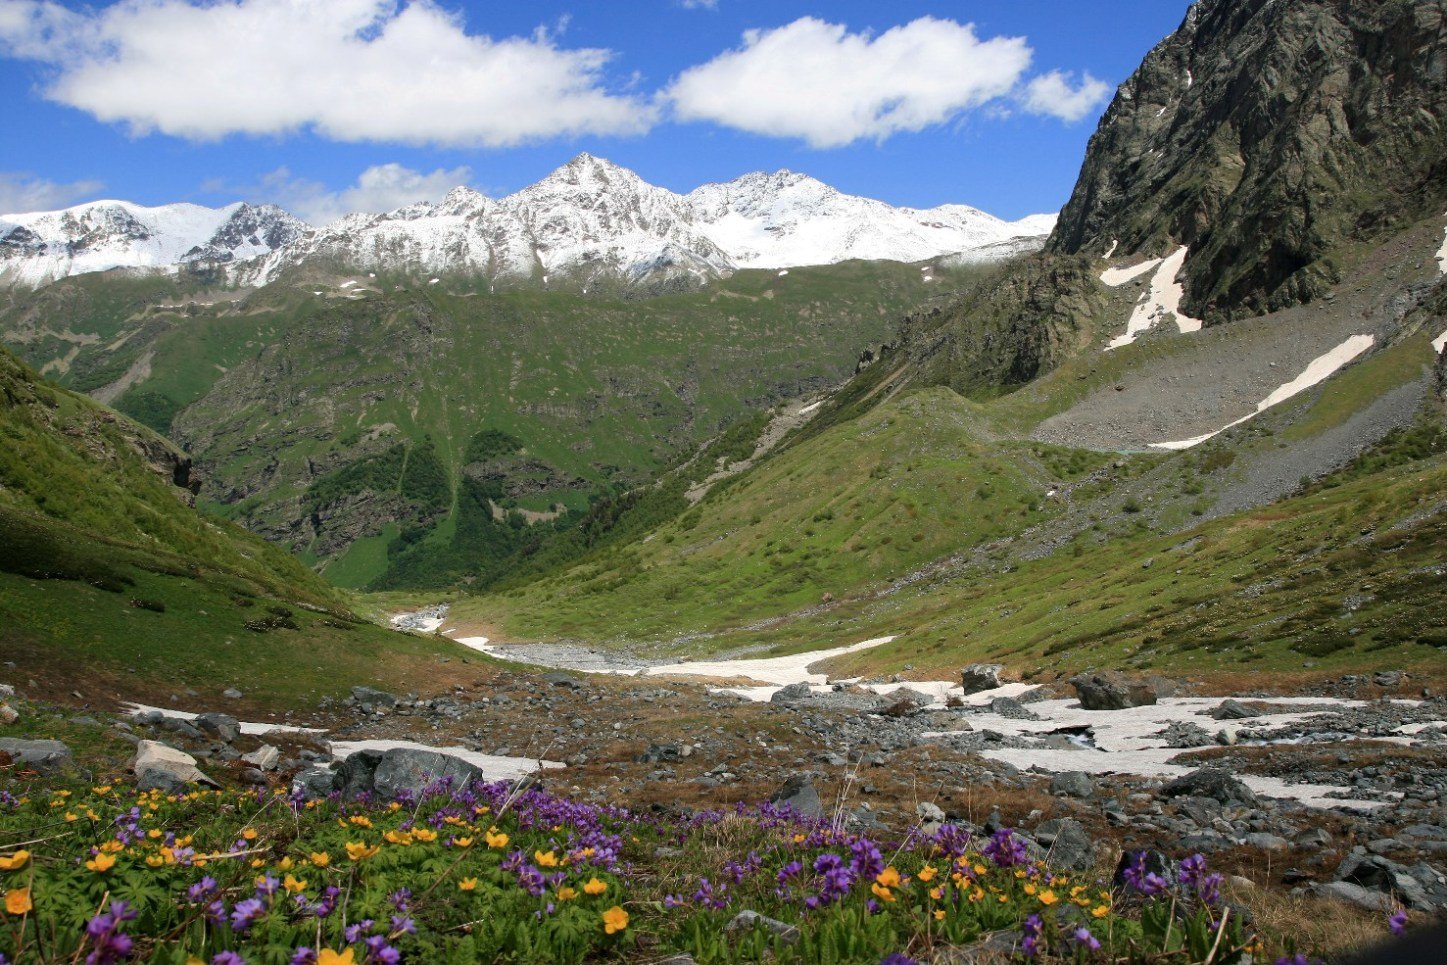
[960,664,1005,695]
[1162,767,1259,807]
[988,696,1039,720]
[0,738,72,773]
[292,766,340,800]
[242,745,281,771]
[336,749,384,797]
[1036,818,1095,871]
[372,748,485,799]
[1159,721,1215,748]
[1071,671,1158,710]
[725,910,800,945]
[1311,880,1395,913]
[1209,699,1263,720]
[1049,771,1095,799]
[195,713,241,743]
[770,682,813,705]
[770,776,824,818]
[351,687,399,713]
[132,740,218,791]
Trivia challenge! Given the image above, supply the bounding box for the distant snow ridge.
[1,155,1054,289]
[0,200,308,288]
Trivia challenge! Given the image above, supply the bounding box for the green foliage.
[114,390,184,434]
[464,427,525,463]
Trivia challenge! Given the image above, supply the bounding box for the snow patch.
[797,399,824,416]
[1152,334,1375,450]
[1099,257,1160,288]
[1436,215,1447,275]
[1433,330,1447,355]
[329,739,563,782]
[642,636,897,686]
[1102,239,1118,259]
[1105,247,1202,349]
[122,703,324,736]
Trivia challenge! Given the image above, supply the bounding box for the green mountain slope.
[0,347,464,709]
[1,261,971,589]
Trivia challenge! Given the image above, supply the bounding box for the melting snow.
[1436,215,1447,274]
[798,399,824,416]
[123,703,324,736]
[1152,334,1375,450]
[1099,257,1161,287]
[1433,330,1446,354]
[1105,247,1202,349]
[1102,239,1118,259]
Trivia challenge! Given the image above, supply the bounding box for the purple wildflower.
[290,950,317,965]
[983,828,1028,868]
[1071,926,1101,952]
[1022,913,1044,959]
[212,954,245,965]
[84,901,137,965]
[344,919,375,943]
[881,955,919,965]
[230,898,266,932]
[1389,909,1408,936]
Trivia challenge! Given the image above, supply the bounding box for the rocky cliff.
[1049,0,1447,322]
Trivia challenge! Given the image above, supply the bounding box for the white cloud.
[215,164,473,226]
[677,1,719,9]
[0,0,656,146]
[664,17,1032,148]
[0,172,105,214]
[1022,70,1111,122]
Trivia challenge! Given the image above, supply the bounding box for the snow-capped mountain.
[0,200,308,288]
[1,155,1054,290]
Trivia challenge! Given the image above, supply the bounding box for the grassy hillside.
[1,262,977,589]
[0,347,466,709]
[451,308,1447,682]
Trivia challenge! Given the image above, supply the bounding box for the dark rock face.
[959,664,1005,695]
[1049,0,1447,322]
[195,713,240,743]
[0,738,72,773]
[1162,767,1260,807]
[1070,671,1159,710]
[769,776,825,818]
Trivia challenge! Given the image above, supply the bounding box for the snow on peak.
[0,199,307,288]
[2,157,1056,290]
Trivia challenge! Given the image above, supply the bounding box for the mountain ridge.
[1,155,1054,290]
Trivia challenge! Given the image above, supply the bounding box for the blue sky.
[0,1,1193,222]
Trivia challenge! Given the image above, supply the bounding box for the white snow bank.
[390,614,445,634]
[328,739,563,782]
[1152,334,1375,450]
[1436,216,1447,275]
[1432,329,1446,355]
[1099,257,1160,288]
[644,636,897,685]
[797,399,824,416]
[1105,247,1202,349]
[122,703,324,736]
[914,695,1438,811]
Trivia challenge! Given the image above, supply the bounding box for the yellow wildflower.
[145,855,165,868]
[1039,890,1059,906]
[486,830,509,850]
[917,864,937,883]
[0,850,30,871]
[412,828,437,843]
[241,828,258,841]
[934,909,946,921]
[930,885,945,901]
[602,906,629,935]
[875,867,902,888]
[1092,904,1110,918]
[871,882,896,903]
[277,857,294,871]
[317,951,356,965]
[148,829,163,840]
[93,786,112,795]
[458,878,478,892]
[535,850,559,868]
[310,852,331,867]
[583,877,607,896]
[345,842,379,862]
[1024,883,1037,896]
[557,886,578,902]
[348,816,372,828]
[86,852,117,873]
[453,837,473,848]
[5,888,32,915]
[284,875,307,894]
